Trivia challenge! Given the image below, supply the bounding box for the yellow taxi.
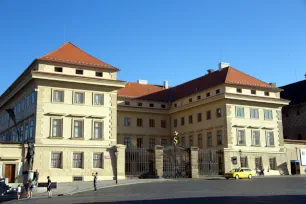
[224,167,256,180]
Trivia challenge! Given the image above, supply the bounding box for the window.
[269,157,277,170]
[188,115,193,124]
[197,113,202,122]
[240,156,248,168]
[73,120,83,138]
[31,92,35,104]
[252,130,260,146]
[297,110,300,116]
[264,92,270,96]
[161,139,167,146]
[124,117,131,127]
[76,70,83,75]
[54,67,63,72]
[266,131,274,146]
[21,100,25,111]
[149,103,154,107]
[52,119,63,137]
[236,88,242,93]
[206,111,211,120]
[17,103,20,113]
[161,120,166,128]
[94,122,103,139]
[137,118,143,127]
[174,103,177,107]
[174,119,177,127]
[74,92,84,104]
[161,104,166,108]
[93,153,103,168]
[217,130,222,145]
[298,134,302,140]
[189,98,192,102]
[236,107,245,117]
[124,101,130,105]
[197,95,201,100]
[137,138,143,147]
[19,126,24,142]
[96,72,103,77]
[189,135,193,147]
[206,92,210,97]
[181,137,185,147]
[149,138,156,148]
[51,153,62,168]
[149,119,155,127]
[251,90,256,95]
[181,117,185,126]
[124,137,131,147]
[24,123,28,140]
[216,89,220,94]
[216,108,222,118]
[250,108,259,119]
[73,153,83,168]
[14,106,17,114]
[207,132,212,146]
[255,157,263,169]
[198,134,203,149]
[26,96,30,107]
[94,94,103,105]
[12,129,17,142]
[137,102,142,107]
[264,110,273,120]
[29,120,34,138]
[53,90,64,102]
[237,129,246,145]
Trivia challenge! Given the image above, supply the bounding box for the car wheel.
[235,175,239,180]
[226,177,229,180]
[248,174,252,179]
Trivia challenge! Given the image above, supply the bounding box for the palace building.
[0,42,293,183]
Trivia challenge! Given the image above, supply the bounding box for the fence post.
[154,145,164,178]
[190,147,199,178]
[115,144,126,180]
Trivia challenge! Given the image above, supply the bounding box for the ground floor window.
[240,156,248,168]
[269,157,277,170]
[51,152,62,168]
[73,153,83,168]
[93,153,103,168]
[124,137,131,147]
[137,138,143,147]
[255,157,262,169]
[161,139,167,146]
[149,138,156,148]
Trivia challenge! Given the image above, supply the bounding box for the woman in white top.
[17,185,21,200]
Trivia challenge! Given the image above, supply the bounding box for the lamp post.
[239,149,242,167]
[114,149,118,184]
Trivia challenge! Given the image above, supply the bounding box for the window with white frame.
[29,120,34,138]
[53,90,64,102]
[269,157,277,170]
[240,156,248,167]
[124,117,131,126]
[264,110,273,120]
[73,153,83,168]
[149,138,156,148]
[52,119,62,137]
[74,92,84,104]
[73,120,84,138]
[94,94,103,105]
[266,131,275,146]
[207,132,212,146]
[137,118,143,127]
[124,137,131,147]
[250,108,259,119]
[51,152,62,168]
[252,130,260,146]
[149,119,155,127]
[93,153,103,168]
[93,121,103,139]
[236,107,245,117]
[217,130,222,145]
[237,129,246,145]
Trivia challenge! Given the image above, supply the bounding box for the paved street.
[5,177,306,204]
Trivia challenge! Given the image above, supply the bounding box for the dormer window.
[189,98,192,102]
[55,67,63,72]
[138,102,143,107]
[197,95,201,100]
[236,88,242,93]
[76,70,83,75]
[264,92,270,96]
[216,89,220,94]
[206,92,210,97]
[124,101,130,105]
[96,72,103,77]
[161,104,166,108]
[174,103,177,107]
[251,90,256,95]
[149,103,154,107]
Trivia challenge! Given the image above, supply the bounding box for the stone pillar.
[115,144,126,180]
[190,147,199,178]
[154,145,164,178]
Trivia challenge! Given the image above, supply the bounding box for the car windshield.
[230,169,240,172]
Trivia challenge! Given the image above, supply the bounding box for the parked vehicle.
[224,168,256,180]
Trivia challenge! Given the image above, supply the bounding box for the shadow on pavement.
[80,195,306,204]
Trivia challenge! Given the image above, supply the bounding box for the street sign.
[104,156,110,159]
[173,137,178,145]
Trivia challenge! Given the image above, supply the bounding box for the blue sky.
[0,0,305,95]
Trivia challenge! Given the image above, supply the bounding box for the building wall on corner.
[284,143,306,175]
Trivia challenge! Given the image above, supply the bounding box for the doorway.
[290,160,301,175]
[4,164,16,183]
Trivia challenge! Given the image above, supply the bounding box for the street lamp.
[239,149,242,167]
[114,149,118,184]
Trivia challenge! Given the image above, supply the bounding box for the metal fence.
[198,149,224,176]
[125,147,156,178]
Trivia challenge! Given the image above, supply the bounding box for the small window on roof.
[264,91,270,96]
[76,70,83,75]
[206,92,210,97]
[197,95,201,100]
[161,104,166,108]
[149,103,154,107]
[216,89,220,94]
[124,101,130,105]
[174,103,177,107]
[251,90,256,95]
[189,98,192,102]
[236,88,242,93]
[138,102,143,107]
[96,72,103,77]
[55,67,63,72]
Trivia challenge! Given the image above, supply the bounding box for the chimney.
[137,80,148,85]
[269,83,276,87]
[219,62,230,70]
[163,80,169,89]
[207,69,214,74]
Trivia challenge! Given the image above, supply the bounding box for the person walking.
[93,172,98,192]
[25,181,30,199]
[47,176,52,198]
[33,170,39,187]
[16,185,21,200]
[29,181,34,199]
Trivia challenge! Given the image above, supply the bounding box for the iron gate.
[198,149,224,176]
[163,145,191,178]
[125,147,156,178]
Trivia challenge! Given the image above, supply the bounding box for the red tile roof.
[118,66,278,102]
[37,42,118,71]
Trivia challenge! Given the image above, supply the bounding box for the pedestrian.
[29,181,34,198]
[33,170,39,187]
[47,176,52,198]
[93,172,98,192]
[25,180,30,199]
[17,185,21,200]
